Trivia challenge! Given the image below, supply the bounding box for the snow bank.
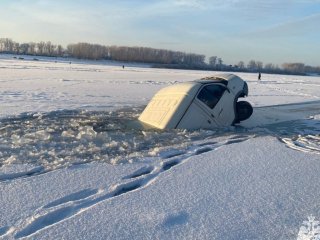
[2,137,320,239]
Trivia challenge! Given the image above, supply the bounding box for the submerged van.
[138,73,253,130]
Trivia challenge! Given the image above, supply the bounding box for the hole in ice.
[0,108,232,172]
[4,107,303,175]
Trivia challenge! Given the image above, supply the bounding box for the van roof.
[196,79,228,85]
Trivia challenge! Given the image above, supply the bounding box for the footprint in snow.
[0,226,11,237]
[162,211,189,228]
[43,188,100,209]
[123,166,154,179]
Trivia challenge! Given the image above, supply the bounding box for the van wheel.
[235,101,253,122]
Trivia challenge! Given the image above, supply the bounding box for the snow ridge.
[282,135,320,155]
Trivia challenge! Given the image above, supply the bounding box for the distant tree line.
[0,38,205,66]
[1,38,319,75]
[230,60,320,76]
[67,43,206,65]
[0,38,64,57]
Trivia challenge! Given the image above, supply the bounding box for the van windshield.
[197,84,226,109]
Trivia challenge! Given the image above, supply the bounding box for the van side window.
[197,84,226,109]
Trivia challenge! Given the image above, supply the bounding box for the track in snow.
[3,134,251,239]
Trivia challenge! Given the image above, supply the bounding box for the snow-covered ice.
[0,55,320,239]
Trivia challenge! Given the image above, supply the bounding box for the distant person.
[258,72,261,81]
[122,65,125,69]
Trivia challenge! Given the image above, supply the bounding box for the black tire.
[235,101,253,122]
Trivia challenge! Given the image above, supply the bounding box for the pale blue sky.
[1,0,319,65]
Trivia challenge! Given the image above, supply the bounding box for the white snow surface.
[1,55,320,239]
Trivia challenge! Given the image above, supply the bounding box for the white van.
[138,73,253,130]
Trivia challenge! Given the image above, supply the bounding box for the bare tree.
[264,63,277,72]
[256,61,263,70]
[0,38,5,51]
[44,41,56,56]
[37,41,45,55]
[237,61,245,70]
[209,56,217,67]
[19,43,30,54]
[13,42,20,54]
[0,38,14,52]
[28,42,36,55]
[282,63,305,74]
[247,60,257,71]
[56,45,64,56]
